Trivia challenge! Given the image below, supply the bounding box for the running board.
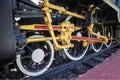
[103,0,120,22]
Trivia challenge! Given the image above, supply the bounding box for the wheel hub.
[32,49,45,63]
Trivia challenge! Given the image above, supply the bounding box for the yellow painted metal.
[41,0,84,49]
[20,24,81,31]
[59,21,74,44]
[27,37,60,43]
[48,3,85,20]
[82,41,88,47]
[40,0,85,20]
[54,44,74,50]
[87,23,108,43]
[74,26,81,31]
[20,0,83,50]
[23,0,110,50]
[21,22,80,49]
[15,22,19,26]
[27,36,74,50]
[42,0,61,49]
[20,24,36,30]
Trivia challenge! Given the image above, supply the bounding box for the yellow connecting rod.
[48,3,85,20]
[40,0,85,20]
[87,23,108,43]
[27,36,74,49]
[27,37,60,43]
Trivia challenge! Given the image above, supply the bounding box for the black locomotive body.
[0,0,16,66]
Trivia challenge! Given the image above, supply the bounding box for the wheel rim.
[16,35,54,76]
[63,29,89,60]
[104,26,113,47]
[91,24,104,52]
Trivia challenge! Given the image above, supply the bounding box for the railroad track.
[26,43,120,80]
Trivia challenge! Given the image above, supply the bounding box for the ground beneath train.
[76,49,120,80]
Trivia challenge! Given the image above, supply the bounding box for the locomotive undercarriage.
[0,0,118,77]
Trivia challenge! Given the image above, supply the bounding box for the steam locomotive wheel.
[63,29,89,60]
[16,35,54,76]
[91,24,104,52]
[104,26,113,47]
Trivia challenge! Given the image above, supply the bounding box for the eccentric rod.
[48,3,86,20]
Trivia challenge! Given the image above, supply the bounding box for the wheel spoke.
[35,63,39,71]
[26,45,34,52]
[21,56,31,59]
[45,52,50,57]
[28,61,34,68]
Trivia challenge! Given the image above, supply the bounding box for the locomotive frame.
[0,0,120,77]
